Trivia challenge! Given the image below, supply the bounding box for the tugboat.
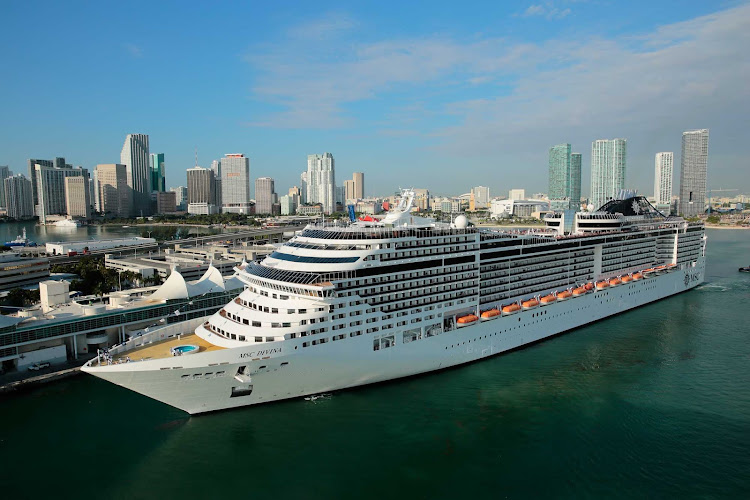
[5,228,37,247]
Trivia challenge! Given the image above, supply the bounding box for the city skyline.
[1,2,748,198]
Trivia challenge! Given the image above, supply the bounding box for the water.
[1,229,749,499]
[0,220,224,245]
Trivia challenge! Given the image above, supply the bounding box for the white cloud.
[522,2,572,20]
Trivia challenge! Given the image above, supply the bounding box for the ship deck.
[93,333,224,365]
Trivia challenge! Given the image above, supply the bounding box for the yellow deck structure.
[97,333,224,365]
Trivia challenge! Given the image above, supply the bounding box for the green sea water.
[1,229,749,499]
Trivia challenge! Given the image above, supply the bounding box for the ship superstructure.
[83,191,706,414]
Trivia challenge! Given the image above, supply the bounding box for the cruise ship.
[82,191,706,414]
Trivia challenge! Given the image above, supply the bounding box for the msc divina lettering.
[82,191,706,414]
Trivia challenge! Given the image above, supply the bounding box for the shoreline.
[704,224,750,230]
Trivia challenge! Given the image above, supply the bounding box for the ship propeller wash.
[83,190,706,414]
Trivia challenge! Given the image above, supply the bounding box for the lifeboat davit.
[572,286,587,297]
[457,314,478,327]
[643,268,656,276]
[584,282,594,291]
[666,263,677,272]
[621,275,633,283]
[522,298,540,310]
[557,290,573,301]
[540,294,556,306]
[655,265,667,274]
[609,277,622,287]
[596,281,610,290]
[480,309,500,321]
[502,303,521,315]
[632,272,643,281]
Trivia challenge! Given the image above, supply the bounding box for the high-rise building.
[120,133,151,215]
[210,159,222,208]
[27,159,54,216]
[472,186,490,207]
[34,164,87,223]
[509,189,525,201]
[678,129,709,217]
[548,144,582,210]
[4,175,33,219]
[64,176,91,219]
[0,166,11,209]
[187,167,216,205]
[570,153,582,209]
[96,164,131,218]
[654,152,674,207]
[279,195,297,215]
[306,153,336,214]
[220,154,251,214]
[150,153,166,192]
[300,171,308,204]
[170,186,188,211]
[156,192,177,214]
[590,138,627,210]
[288,186,301,198]
[344,179,356,202]
[254,177,276,215]
[353,172,364,199]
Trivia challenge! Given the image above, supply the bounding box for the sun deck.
[93,333,224,365]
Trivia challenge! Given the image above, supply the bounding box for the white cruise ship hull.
[83,260,704,414]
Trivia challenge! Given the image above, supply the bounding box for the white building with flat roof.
[221,154,252,214]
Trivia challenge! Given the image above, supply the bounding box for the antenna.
[195,147,198,167]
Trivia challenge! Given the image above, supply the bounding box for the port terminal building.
[0,265,243,372]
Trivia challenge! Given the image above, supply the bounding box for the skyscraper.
[548,143,571,202]
[96,164,131,218]
[299,171,308,204]
[472,186,490,207]
[570,153,582,209]
[352,172,364,199]
[654,152,674,207]
[187,167,216,205]
[590,138,626,210]
[344,179,356,201]
[0,166,11,209]
[4,175,33,219]
[170,186,188,211]
[150,153,166,192]
[120,133,151,215]
[64,176,91,219]
[27,158,53,215]
[220,154,251,214]
[678,129,709,217]
[306,153,335,214]
[255,177,276,215]
[34,163,87,223]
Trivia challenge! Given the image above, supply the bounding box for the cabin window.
[255,336,263,342]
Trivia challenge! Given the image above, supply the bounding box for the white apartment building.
[221,154,252,214]
[654,152,674,207]
[306,153,336,214]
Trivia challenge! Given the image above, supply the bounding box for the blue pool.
[171,345,199,356]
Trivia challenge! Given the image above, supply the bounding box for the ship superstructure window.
[269,252,360,264]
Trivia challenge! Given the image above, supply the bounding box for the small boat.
[572,286,587,297]
[584,282,594,291]
[122,225,130,228]
[480,309,501,321]
[654,265,667,274]
[621,275,633,283]
[457,314,478,326]
[540,294,556,306]
[739,266,750,273]
[522,298,539,310]
[557,290,573,301]
[632,272,643,281]
[609,277,622,287]
[642,268,656,276]
[501,303,521,315]
[596,281,610,290]
[54,219,81,228]
[5,228,37,247]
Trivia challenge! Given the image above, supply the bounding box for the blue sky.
[1,0,749,199]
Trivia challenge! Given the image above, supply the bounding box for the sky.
[1,0,749,199]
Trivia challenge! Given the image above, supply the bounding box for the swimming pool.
[171,345,199,356]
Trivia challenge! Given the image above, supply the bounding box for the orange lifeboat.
[596,281,610,290]
[609,277,622,287]
[572,286,587,297]
[621,275,633,283]
[557,290,573,301]
[457,314,478,327]
[522,298,540,310]
[540,294,556,306]
[584,283,594,291]
[502,303,521,315]
[632,272,643,281]
[643,268,656,276]
[655,265,667,274]
[480,309,501,321]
